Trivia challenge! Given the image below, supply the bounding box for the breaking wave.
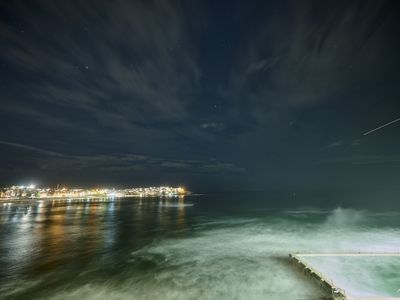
[39,208,400,300]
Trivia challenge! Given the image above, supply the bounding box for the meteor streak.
[363,117,400,136]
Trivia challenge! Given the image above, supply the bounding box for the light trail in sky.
[363,117,400,136]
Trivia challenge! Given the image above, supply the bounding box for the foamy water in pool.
[302,256,400,298]
[0,192,399,299]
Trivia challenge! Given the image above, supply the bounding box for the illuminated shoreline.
[0,185,187,201]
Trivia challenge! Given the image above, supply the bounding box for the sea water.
[301,255,400,298]
[0,191,399,299]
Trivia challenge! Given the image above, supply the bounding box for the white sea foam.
[303,256,400,298]
[44,208,400,300]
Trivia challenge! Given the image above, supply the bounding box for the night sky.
[1,0,400,191]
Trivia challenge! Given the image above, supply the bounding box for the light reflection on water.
[0,193,399,299]
[0,197,193,297]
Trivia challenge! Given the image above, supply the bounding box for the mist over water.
[0,191,400,300]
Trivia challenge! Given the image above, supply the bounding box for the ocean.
[0,191,399,299]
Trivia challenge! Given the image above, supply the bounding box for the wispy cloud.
[326,140,343,148]
[0,140,245,175]
[0,140,66,157]
[226,1,398,116]
[319,154,400,165]
[0,0,201,131]
[200,122,224,131]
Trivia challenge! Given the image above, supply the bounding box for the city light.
[0,185,187,200]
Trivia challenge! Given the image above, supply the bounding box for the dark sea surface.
[0,191,400,299]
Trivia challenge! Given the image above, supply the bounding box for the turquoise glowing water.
[0,191,399,299]
[302,256,400,298]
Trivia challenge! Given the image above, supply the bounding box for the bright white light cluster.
[0,185,186,200]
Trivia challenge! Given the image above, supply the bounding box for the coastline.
[0,194,186,203]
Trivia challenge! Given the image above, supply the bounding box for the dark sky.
[0,0,400,191]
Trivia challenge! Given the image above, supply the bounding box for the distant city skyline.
[0,184,186,200]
